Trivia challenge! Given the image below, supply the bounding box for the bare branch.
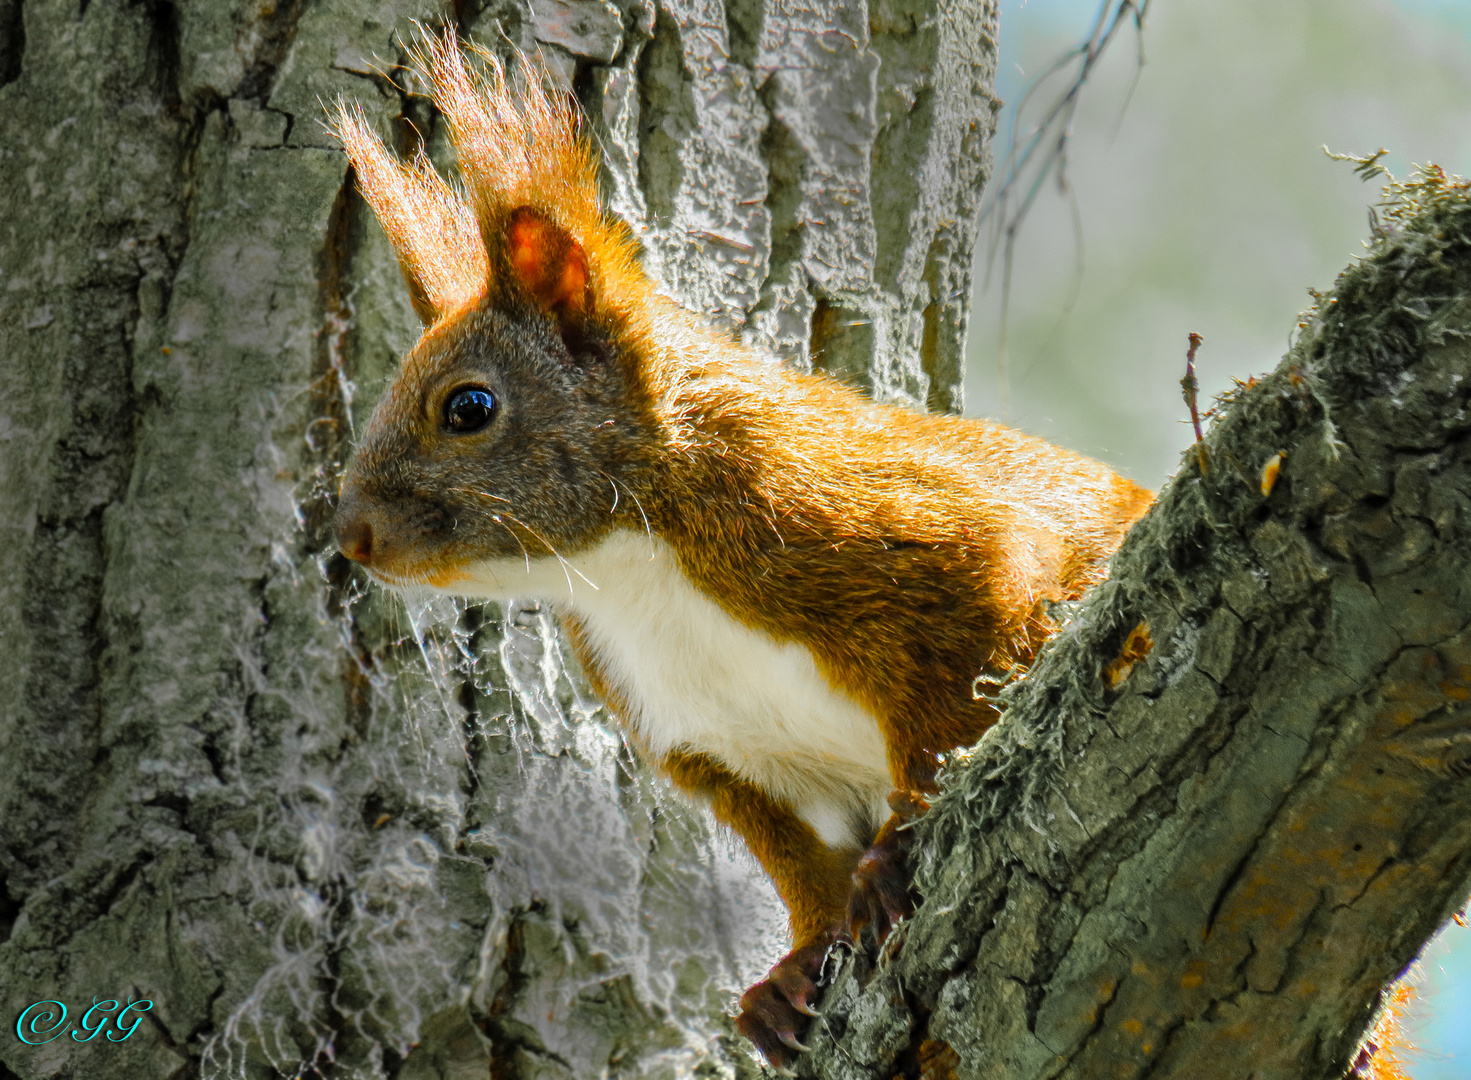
[980,0,1153,411]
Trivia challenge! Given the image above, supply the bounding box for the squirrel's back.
[640,352,1150,782]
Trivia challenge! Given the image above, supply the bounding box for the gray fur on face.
[337,300,662,575]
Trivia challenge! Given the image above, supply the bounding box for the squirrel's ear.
[501,206,591,328]
[335,103,487,326]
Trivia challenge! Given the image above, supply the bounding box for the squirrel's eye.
[444,387,496,432]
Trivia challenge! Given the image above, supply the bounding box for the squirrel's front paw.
[846,790,929,944]
[735,930,836,1066]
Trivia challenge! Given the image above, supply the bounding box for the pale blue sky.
[966,2,1471,1074]
[970,0,1471,481]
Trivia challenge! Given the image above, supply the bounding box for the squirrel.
[331,30,1153,1066]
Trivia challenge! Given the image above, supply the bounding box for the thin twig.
[1182,331,1204,442]
[979,0,1152,410]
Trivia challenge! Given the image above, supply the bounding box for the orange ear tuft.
[333,100,487,326]
[505,206,590,324]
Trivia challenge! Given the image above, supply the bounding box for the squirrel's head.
[332,33,668,594]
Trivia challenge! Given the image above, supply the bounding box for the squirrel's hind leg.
[659,751,861,1065]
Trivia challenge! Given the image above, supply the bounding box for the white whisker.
[489,514,532,571]
[600,471,654,552]
[441,483,605,595]
[497,510,600,597]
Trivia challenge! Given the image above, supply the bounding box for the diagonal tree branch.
[797,168,1471,1080]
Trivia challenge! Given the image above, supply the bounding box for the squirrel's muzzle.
[338,517,374,565]
[332,472,467,588]
[335,477,379,567]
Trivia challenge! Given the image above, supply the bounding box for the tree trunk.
[0,1,996,1078]
[793,174,1471,1079]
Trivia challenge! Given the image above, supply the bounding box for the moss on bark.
[797,169,1471,1080]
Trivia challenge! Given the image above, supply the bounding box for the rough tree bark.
[0,1,995,1079]
[793,172,1471,1079]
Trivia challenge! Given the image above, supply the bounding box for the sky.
[967,0,1471,483]
[964,1,1471,1074]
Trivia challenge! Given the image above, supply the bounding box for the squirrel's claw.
[767,950,822,1015]
[735,983,803,1067]
[739,795,929,1066]
[846,796,928,945]
[778,1031,812,1053]
[735,931,835,1066]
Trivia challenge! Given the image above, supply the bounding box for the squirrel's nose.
[337,517,374,565]
[335,477,377,565]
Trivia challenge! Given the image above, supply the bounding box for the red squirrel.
[332,31,1153,1066]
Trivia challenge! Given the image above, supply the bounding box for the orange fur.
[334,31,1153,957]
[506,208,590,319]
[335,103,485,323]
[663,750,860,943]
[649,368,1151,796]
[1352,981,1416,1080]
[335,32,671,356]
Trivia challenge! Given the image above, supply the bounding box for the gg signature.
[14,998,153,1044]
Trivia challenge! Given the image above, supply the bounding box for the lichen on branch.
[797,166,1471,1080]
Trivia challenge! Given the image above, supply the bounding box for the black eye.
[444,387,496,432]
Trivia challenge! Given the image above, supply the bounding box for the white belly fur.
[458,530,893,849]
